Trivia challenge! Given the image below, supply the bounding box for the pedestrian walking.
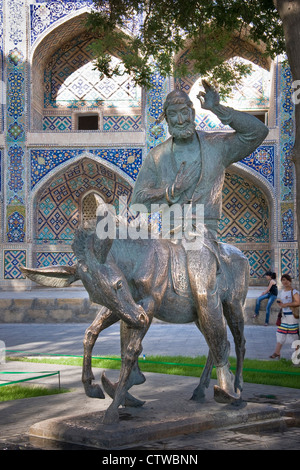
[270,274,300,359]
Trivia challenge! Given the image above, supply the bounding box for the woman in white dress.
[270,274,300,359]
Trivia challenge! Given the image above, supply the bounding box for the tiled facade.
[0,0,298,288]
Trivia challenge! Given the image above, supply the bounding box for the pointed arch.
[33,156,133,245]
[30,10,142,131]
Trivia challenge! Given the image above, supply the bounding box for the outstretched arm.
[198,80,269,165]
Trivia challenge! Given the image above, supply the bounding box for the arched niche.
[30,11,142,131]
[33,157,133,245]
[174,35,273,126]
[219,167,276,282]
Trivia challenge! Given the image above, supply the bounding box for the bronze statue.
[21,82,268,424]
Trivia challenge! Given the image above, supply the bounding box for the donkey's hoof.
[190,390,206,403]
[101,372,145,407]
[84,383,105,399]
[234,379,244,393]
[102,409,119,425]
[214,385,241,404]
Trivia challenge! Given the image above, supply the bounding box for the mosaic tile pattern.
[30,1,140,46]
[242,250,272,278]
[280,248,299,279]
[280,202,294,241]
[30,1,93,45]
[7,209,25,243]
[175,38,270,97]
[4,250,26,279]
[278,61,296,244]
[146,72,169,152]
[0,150,2,193]
[239,145,275,187]
[44,36,141,109]
[0,1,295,283]
[36,158,133,244]
[103,115,142,132]
[5,0,27,244]
[218,172,269,244]
[0,0,3,133]
[43,116,72,131]
[8,144,24,192]
[280,63,295,202]
[31,147,142,188]
[36,251,76,267]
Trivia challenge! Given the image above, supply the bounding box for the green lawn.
[8,355,300,389]
[0,384,69,402]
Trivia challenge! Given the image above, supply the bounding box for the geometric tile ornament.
[30,1,93,46]
[279,61,296,244]
[281,202,294,241]
[0,0,3,134]
[240,145,275,187]
[5,0,27,246]
[36,251,76,268]
[44,36,141,110]
[178,41,271,100]
[4,250,26,279]
[8,144,24,192]
[7,210,25,243]
[191,59,271,121]
[30,1,140,47]
[280,62,295,202]
[31,148,142,189]
[43,116,72,131]
[146,71,170,152]
[42,115,142,132]
[242,250,272,279]
[218,172,270,244]
[2,4,294,284]
[103,115,142,132]
[36,158,133,245]
[280,248,299,280]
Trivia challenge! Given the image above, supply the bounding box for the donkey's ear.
[20,265,79,287]
[93,234,113,263]
[94,194,103,207]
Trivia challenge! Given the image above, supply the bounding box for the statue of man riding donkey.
[22,81,268,424]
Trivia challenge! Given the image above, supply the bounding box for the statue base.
[28,400,284,449]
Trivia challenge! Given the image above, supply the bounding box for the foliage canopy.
[87,0,285,95]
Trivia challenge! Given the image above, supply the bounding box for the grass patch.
[8,355,300,389]
[0,384,69,402]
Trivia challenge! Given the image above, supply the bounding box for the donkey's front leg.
[102,327,145,424]
[82,306,119,398]
[191,350,214,402]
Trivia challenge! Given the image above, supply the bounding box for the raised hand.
[197,79,220,110]
[173,161,200,196]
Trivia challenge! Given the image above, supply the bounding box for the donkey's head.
[73,227,147,329]
[21,225,147,329]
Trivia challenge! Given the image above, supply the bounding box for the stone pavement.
[0,322,297,360]
[0,322,300,451]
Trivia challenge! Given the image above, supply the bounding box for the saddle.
[169,242,190,297]
[169,240,233,298]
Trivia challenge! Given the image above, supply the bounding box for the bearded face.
[165,102,196,140]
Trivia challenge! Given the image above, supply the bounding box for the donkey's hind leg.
[190,320,214,402]
[223,301,246,393]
